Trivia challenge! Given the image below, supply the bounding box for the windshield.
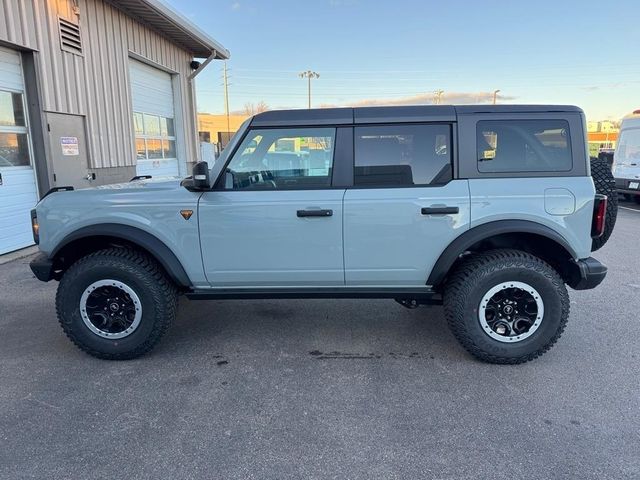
[615,128,640,166]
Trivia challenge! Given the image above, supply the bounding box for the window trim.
[213,125,343,191]
[350,122,455,190]
[475,119,573,174]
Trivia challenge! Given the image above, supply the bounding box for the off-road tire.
[55,248,178,360]
[590,158,617,251]
[443,249,570,364]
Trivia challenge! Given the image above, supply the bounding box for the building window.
[0,90,30,167]
[133,112,176,161]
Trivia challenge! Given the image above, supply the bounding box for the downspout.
[187,51,218,164]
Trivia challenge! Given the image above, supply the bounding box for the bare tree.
[242,101,270,116]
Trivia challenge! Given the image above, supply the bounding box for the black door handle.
[297,209,333,217]
[421,206,459,215]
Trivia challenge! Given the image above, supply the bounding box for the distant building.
[198,113,250,149]
[0,0,229,254]
[586,121,619,157]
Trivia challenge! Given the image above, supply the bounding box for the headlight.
[30,209,39,244]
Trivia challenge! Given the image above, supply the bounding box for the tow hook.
[395,298,420,309]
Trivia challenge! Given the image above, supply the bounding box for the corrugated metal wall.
[0,0,198,169]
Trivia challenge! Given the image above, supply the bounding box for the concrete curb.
[0,246,39,265]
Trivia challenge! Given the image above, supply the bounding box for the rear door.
[343,122,471,286]
[199,126,346,287]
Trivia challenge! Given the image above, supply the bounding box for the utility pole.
[433,89,444,105]
[299,70,320,109]
[493,89,501,105]
[223,62,230,141]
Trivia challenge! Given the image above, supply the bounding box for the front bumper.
[30,253,55,282]
[569,257,607,290]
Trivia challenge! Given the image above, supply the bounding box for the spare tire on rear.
[590,158,617,251]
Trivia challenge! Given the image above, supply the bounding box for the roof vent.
[58,17,82,55]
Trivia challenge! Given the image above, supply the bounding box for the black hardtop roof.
[250,104,583,127]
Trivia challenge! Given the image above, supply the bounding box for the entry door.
[46,112,90,188]
[199,126,345,287]
[343,123,471,286]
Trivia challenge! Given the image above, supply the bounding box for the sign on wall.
[60,137,79,156]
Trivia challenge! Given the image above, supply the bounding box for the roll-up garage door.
[0,47,38,255]
[129,59,179,178]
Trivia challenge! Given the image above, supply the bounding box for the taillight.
[591,194,607,238]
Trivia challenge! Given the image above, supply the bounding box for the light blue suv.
[30,105,612,363]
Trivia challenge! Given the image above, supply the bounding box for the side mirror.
[192,161,211,190]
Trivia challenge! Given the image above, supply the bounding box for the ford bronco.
[29,105,615,364]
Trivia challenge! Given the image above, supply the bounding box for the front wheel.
[56,248,178,360]
[443,249,570,364]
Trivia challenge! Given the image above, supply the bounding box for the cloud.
[318,91,517,108]
[231,2,241,9]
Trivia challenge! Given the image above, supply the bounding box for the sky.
[165,0,640,121]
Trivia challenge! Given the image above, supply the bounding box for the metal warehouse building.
[0,0,229,254]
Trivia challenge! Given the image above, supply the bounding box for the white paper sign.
[61,136,79,156]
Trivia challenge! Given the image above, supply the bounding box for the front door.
[199,126,345,287]
[343,123,471,286]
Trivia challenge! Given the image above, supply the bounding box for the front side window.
[615,128,640,166]
[0,90,30,167]
[477,120,572,173]
[225,128,335,190]
[134,112,176,161]
[354,124,452,186]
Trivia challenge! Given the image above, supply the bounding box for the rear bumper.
[615,177,640,195]
[30,253,55,282]
[569,257,607,290]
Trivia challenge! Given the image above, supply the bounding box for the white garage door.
[0,47,38,255]
[129,59,179,178]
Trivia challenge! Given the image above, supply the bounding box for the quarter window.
[133,112,176,161]
[477,120,572,173]
[0,90,30,167]
[225,128,335,190]
[354,124,452,186]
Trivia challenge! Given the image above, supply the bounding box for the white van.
[613,110,640,203]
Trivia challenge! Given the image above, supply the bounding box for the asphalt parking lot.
[1,201,639,480]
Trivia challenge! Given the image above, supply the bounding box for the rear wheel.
[590,158,617,251]
[56,248,178,360]
[443,249,570,364]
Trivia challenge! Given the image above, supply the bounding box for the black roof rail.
[130,175,152,182]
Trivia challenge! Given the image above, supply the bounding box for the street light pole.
[433,89,444,105]
[299,70,320,109]
[493,89,501,105]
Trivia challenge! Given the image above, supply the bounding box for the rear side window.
[354,124,452,187]
[477,120,572,173]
